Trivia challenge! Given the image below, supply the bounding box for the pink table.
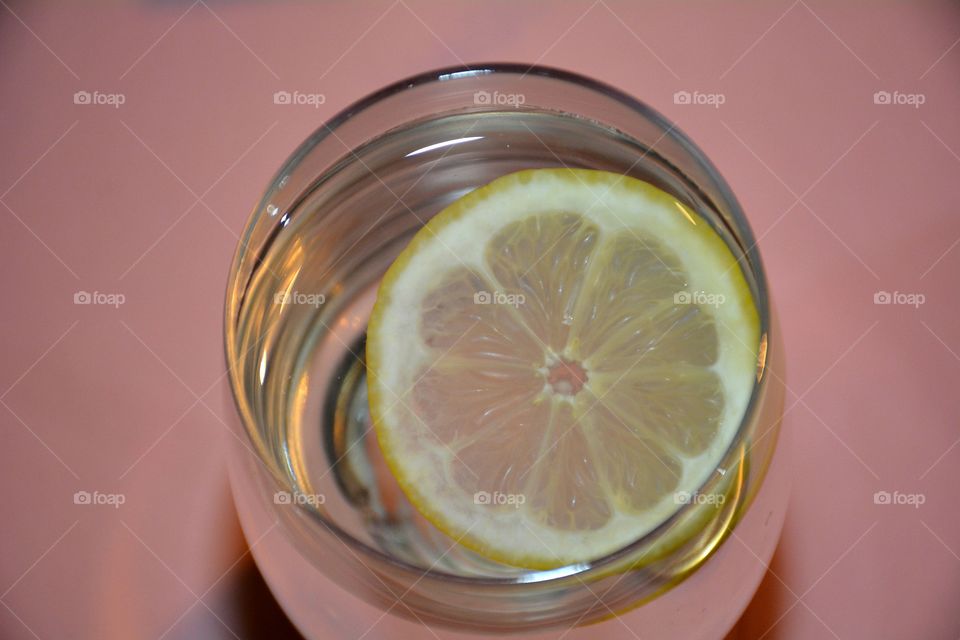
[1,2,958,638]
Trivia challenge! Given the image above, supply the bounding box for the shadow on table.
[724,536,793,640]
[221,558,305,639]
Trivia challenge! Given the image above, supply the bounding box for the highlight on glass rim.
[224,63,787,637]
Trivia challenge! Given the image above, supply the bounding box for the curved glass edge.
[222,62,778,587]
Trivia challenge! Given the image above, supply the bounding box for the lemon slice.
[367,168,759,569]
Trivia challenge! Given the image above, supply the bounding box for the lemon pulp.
[367,168,759,569]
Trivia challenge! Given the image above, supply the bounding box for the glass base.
[225,385,791,640]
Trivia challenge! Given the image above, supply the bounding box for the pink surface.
[1,1,958,639]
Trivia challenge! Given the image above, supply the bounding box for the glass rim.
[223,62,773,586]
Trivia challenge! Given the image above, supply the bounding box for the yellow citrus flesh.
[367,169,760,569]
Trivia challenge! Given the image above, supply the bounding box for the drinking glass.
[223,63,787,638]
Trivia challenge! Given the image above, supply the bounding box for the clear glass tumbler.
[223,64,787,638]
